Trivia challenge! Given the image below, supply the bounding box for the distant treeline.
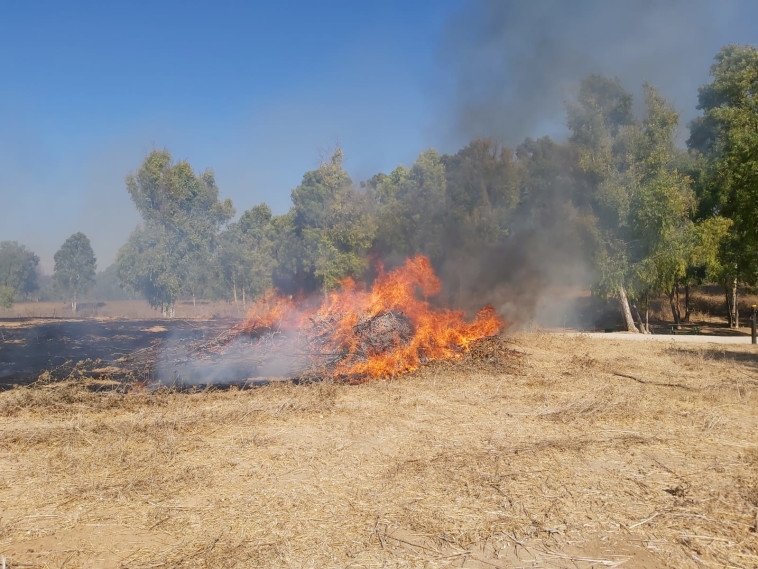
[2,45,757,330]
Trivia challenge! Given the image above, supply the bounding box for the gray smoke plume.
[442,0,742,146]
[429,0,755,330]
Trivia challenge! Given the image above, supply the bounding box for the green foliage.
[691,216,733,284]
[89,264,137,301]
[371,149,449,263]
[690,44,758,285]
[117,222,185,315]
[0,241,39,303]
[117,150,234,315]
[53,232,97,311]
[443,140,520,254]
[287,149,376,292]
[628,85,696,296]
[0,285,14,308]
[214,203,277,302]
[568,74,638,296]
[568,75,701,328]
[49,48,755,319]
[567,74,634,182]
[118,223,180,315]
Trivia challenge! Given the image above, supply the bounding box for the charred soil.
[0,317,237,388]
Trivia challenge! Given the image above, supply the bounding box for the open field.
[0,333,756,568]
[0,300,245,320]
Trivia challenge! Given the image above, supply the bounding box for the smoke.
[154,331,303,387]
[442,0,736,146]
[438,194,594,330]
[427,0,754,329]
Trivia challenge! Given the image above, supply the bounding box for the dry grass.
[0,300,244,320]
[0,333,756,568]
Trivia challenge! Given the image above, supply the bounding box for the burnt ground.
[0,316,518,390]
[0,318,237,388]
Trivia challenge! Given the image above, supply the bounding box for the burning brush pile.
[169,256,507,385]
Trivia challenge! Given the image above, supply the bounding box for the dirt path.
[561,331,756,344]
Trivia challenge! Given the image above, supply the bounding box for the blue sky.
[2,0,757,272]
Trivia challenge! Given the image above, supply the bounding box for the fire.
[237,256,504,381]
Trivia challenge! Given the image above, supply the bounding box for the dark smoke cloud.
[439,197,594,330]
[428,0,757,330]
[442,0,742,145]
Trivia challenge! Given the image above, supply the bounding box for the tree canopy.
[117,150,234,316]
[53,232,97,313]
[0,241,39,308]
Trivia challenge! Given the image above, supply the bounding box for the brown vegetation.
[0,300,244,320]
[0,333,756,568]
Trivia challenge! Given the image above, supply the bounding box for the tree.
[689,44,758,326]
[89,263,137,301]
[567,74,639,331]
[53,233,97,313]
[508,136,598,306]
[0,241,40,307]
[117,150,234,316]
[370,149,451,266]
[627,85,696,330]
[214,203,277,306]
[568,76,698,332]
[117,224,183,316]
[0,286,14,309]
[285,149,375,293]
[443,140,520,256]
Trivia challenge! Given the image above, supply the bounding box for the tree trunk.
[242,286,246,307]
[71,294,77,315]
[162,302,176,318]
[731,278,739,328]
[632,302,648,334]
[668,287,681,329]
[725,284,734,327]
[684,283,691,323]
[232,279,238,306]
[618,286,639,333]
[675,283,682,322]
[644,291,650,334]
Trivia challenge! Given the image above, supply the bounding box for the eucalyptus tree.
[286,149,375,293]
[53,232,97,313]
[688,44,758,326]
[569,76,698,331]
[117,150,234,317]
[627,85,696,329]
[567,74,639,330]
[370,149,448,265]
[0,241,39,307]
[214,203,276,305]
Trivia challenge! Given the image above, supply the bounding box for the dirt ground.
[0,332,756,568]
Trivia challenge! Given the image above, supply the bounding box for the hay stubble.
[0,334,756,568]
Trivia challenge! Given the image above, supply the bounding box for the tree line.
[0,233,96,311]
[2,45,757,330]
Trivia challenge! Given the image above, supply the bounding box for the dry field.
[0,333,756,568]
[0,300,244,320]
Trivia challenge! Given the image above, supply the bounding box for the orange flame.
[238,256,504,381]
